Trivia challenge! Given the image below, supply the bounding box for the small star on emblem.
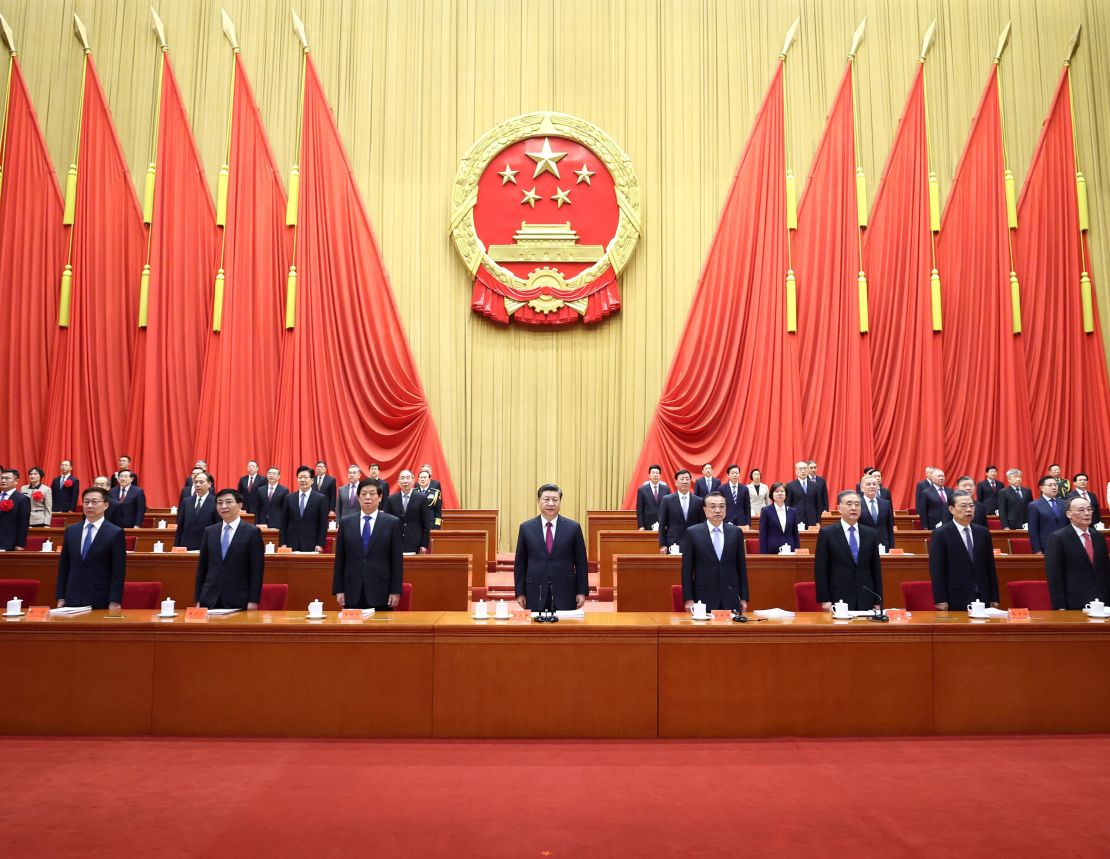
[551,187,571,208]
[574,164,595,185]
[525,137,567,179]
[498,163,519,185]
[521,187,540,208]
[541,853,553,857]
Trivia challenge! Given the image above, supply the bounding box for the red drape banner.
[125,54,218,506]
[1016,68,1110,487]
[42,58,145,485]
[795,63,874,497]
[936,66,1034,481]
[193,55,287,487]
[624,63,800,506]
[0,59,65,470]
[271,56,457,505]
[863,66,943,508]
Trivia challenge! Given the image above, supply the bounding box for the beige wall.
[3,0,1109,548]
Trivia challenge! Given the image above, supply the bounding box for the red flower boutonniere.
[63,479,73,488]
[31,491,44,502]
[0,500,13,512]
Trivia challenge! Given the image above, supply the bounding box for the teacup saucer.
[492,615,512,620]
[3,611,25,618]
[968,614,989,620]
[155,612,177,618]
[690,615,711,621]
[304,614,327,620]
[1085,611,1109,619]
[471,614,492,620]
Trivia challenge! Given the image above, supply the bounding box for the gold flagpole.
[0,15,17,206]
[1063,25,1094,334]
[919,20,942,332]
[58,14,93,328]
[781,17,799,333]
[848,18,868,333]
[285,10,309,330]
[211,9,240,333]
[994,22,1022,334]
[137,8,168,329]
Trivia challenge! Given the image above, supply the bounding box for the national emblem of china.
[450,112,641,326]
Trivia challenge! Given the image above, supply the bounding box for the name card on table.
[184,607,209,622]
[339,608,365,621]
[794,548,810,555]
[888,548,905,555]
[885,609,909,622]
[276,546,293,554]
[25,606,50,621]
[1008,607,1030,621]
[171,546,188,553]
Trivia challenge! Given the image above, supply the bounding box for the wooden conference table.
[3,610,1108,739]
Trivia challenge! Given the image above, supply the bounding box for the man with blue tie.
[693,463,721,498]
[108,469,147,528]
[929,491,999,611]
[55,487,126,609]
[785,461,820,528]
[514,483,589,610]
[280,466,329,553]
[721,464,751,527]
[681,492,748,611]
[194,489,265,610]
[858,475,895,548]
[0,468,31,550]
[1028,476,1068,554]
[814,490,882,611]
[333,480,403,610]
[658,470,706,552]
[174,472,219,550]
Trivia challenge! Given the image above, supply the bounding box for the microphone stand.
[862,585,889,623]
[534,575,558,623]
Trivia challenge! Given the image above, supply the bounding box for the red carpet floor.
[2,735,1109,857]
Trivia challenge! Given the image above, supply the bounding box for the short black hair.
[836,489,860,504]
[296,465,313,478]
[536,483,563,499]
[357,479,381,495]
[726,463,740,474]
[215,488,244,505]
[1,467,19,479]
[82,487,109,503]
[316,460,327,467]
[648,464,661,473]
[769,481,787,498]
[949,489,973,508]
[704,491,726,504]
[749,468,760,480]
[674,469,691,480]
[28,466,44,479]
[1038,475,1056,487]
[985,464,998,472]
[118,469,133,479]
[1074,472,1089,481]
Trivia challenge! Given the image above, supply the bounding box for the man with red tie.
[635,464,670,531]
[917,469,955,531]
[237,461,262,514]
[1045,496,1110,609]
[514,484,589,611]
[1066,473,1102,526]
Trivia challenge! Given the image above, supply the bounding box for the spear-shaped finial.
[0,13,16,55]
[780,17,799,60]
[993,21,1011,64]
[221,9,240,53]
[919,19,937,62]
[151,6,168,52]
[1064,24,1081,66]
[292,9,309,53]
[848,18,866,61]
[73,13,91,54]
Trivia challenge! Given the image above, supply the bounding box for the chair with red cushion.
[397,581,413,611]
[0,579,40,605]
[24,535,46,552]
[745,537,761,555]
[900,580,935,611]
[794,581,820,612]
[259,583,288,611]
[987,518,1002,531]
[124,535,137,551]
[122,581,161,609]
[671,584,684,612]
[50,515,65,527]
[471,586,488,603]
[1008,537,1033,555]
[1007,580,1052,610]
[325,535,336,553]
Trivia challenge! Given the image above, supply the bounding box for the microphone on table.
[534,575,558,623]
[861,585,889,623]
[727,583,750,623]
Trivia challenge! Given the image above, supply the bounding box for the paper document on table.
[530,610,586,619]
[49,606,92,616]
[207,609,242,616]
[753,608,795,619]
[981,608,1009,617]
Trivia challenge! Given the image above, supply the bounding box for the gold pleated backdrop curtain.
[3,0,1109,547]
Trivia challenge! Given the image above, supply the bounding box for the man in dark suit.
[806,461,830,517]
[280,466,329,552]
[1067,473,1102,526]
[237,461,263,515]
[929,490,999,611]
[194,489,265,610]
[720,464,751,527]
[55,487,126,609]
[182,459,215,493]
[786,461,820,528]
[658,470,705,552]
[693,463,721,498]
[0,468,31,550]
[417,468,443,530]
[976,465,1003,516]
[174,472,219,550]
[253,467,289,528]
[92,476,121,523]
[366,463,390,499]
[333,480,404,610]
[635,464,670,530]
[418,463,442,493]
[108,469,147,528]
[110,455,139,489]
[179,468,207,507]
[313,460,337,512]
[1045,496,1110,610]
[918,469,954,530]
[955,476,989,527]
[1028,475,1068,554]
[681,491,748,611]
[814,490,883,610]
[337,465,364,520]
[514,483,589,610]
[51,459,80,513]
[858,475,895,548]
[383,469,433,554]
[856,469,893,503]
[997,468,1033,529]
[1048,463,1070,497]
[914,467,937,516]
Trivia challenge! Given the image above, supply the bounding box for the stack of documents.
[49,606,92,616]
[753,608,795,619]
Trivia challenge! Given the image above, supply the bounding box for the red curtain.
[624,64,800,506]
[0,59,65,470]
[936,67,1034,481]
[125,54,218,505]
[42,58,146,485]
[193,56,287,487]
[795,64,874,496]
[863,66,943,508]
[1016,68,1110,487]
[271,56,457,505]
